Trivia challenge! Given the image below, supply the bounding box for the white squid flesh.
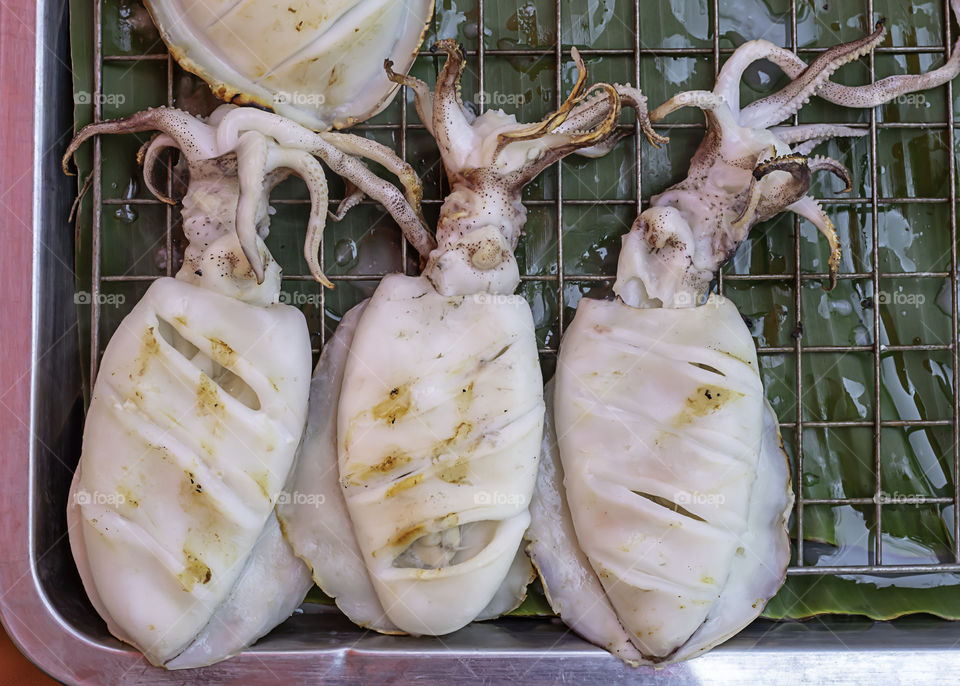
[528,9,960,664]
[278,41,654,636]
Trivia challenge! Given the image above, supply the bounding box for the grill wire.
[85,0,960,578]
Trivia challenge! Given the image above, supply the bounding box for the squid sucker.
[527,7,960,666]
[278,40,662,636]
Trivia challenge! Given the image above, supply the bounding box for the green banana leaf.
[69,0,959,621]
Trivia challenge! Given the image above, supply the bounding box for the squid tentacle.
[310,136,436,258]
[790,139,824,156]
[815,39,960,108]
[714,39,785,116]
[214,107,306,153]
[67,172,94,224]
[738,20,888,129]
[554,82,620,135]
[807,155,853,193]
[770,123,865,145]
[561,87,627,158]
[649,91,727,122]
[771,124,867,155]
[790,194,842,291]
[416,41,624,185]
[764,42,960,111]
[266,147,332,288]
[428,40,478,179]
[717,151,845,301]
[206,103,238,126]
[319,131,426,226]
[617,85,670,148]
[139,133,178,205]
[732,153,810,230]
[419,40,625,187]
[513,82,623,187]
[730,176,766,232]
[202,105,436,259]
[569,83,668,158]
[234,131,270,284]
[62,108,217,174]
[742,0,960,120]
[63,105,433,289]
[493,47,591,156]
[384,59,435,135]
[332,181,365,221]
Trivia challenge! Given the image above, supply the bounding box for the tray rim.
[4,0,960,683]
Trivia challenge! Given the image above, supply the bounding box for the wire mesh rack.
[79,0,960,585]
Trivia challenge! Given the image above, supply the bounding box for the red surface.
[0,627,58,686]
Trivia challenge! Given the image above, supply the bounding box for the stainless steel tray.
[3,0,960,683]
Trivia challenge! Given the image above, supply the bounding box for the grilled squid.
[278,40,661,636]
[143,0,434,131]
[62,104,427,668]
[528,12,960,665]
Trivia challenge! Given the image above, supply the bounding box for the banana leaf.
[69,0,959,621]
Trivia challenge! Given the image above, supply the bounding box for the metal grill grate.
[84,0,960,578]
